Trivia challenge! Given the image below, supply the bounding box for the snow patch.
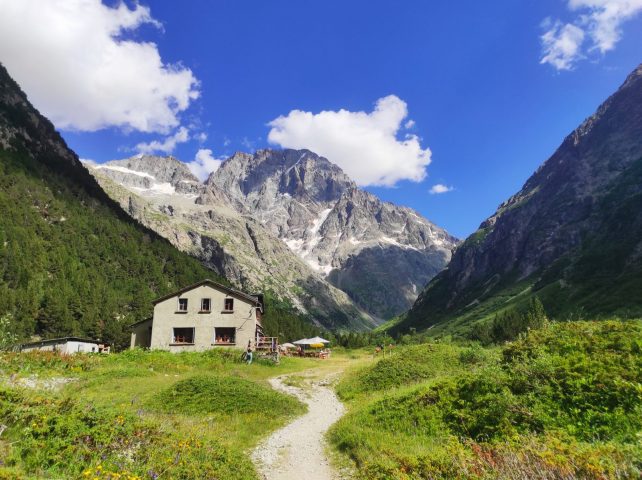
[284,238,305,255]
[310,208,332,235]
[95,165,155,179]
[305,257,333,276]
[380,236,419,250]
[305,208,332,254]
[131,182,176,195]
[281,208,334,276]
[284,152,308,174]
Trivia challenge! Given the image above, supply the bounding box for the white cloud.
[429,184,454,195]
[0,0,199,132]
[540,20,585,70]
[541,0,642,70]
[186,148,224,181]
[404,119,416,129]
[135,127,190,154]
[267,95,431,187]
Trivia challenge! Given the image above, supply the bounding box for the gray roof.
[151,279,261,306]
[20,337,109,348]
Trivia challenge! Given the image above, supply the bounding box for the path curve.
[252,373,346,480]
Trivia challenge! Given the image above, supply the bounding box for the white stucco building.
[19,337,110,354]
[130,279,264,352]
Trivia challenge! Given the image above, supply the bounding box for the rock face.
[87,156,377,331]
[395,63,642,335]
[208,149,458,319]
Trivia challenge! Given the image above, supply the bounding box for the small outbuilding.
[19,337,110,354]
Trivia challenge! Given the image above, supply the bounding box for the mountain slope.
[0,62,231,347]
[209,149,458,318]
[87,155,376,331]
[394,63,642,336]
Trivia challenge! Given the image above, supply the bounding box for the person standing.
[246,340,253,365]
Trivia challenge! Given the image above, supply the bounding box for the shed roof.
[128,317,153,328]
[151,279,261,307]
[20,337,110,348]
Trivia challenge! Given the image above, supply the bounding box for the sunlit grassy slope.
[0,349,365,479]
[330,320,642,479]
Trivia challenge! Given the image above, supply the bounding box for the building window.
[214,327,236,345]
[172,327,195,344]
[224,298,234,312]
[178,298,188,312]
[200,298,211,313]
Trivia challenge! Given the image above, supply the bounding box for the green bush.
[0,386,259,480]
[331,320,642,479]
[149,374,305,416]
[337,343,472,399]
[470,297,549,345]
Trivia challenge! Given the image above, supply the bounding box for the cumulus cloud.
[135,127,190,154]
[186,148,224,181]
[540,0,642,70]
[267,95,431,187]
[0,0,199,132]
[540,20,585,70]
[429,184,454,195]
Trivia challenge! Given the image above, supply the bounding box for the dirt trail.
[252,372,347,480]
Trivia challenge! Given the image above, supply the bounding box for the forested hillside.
[0,63,317,348]
[0,63,228,346]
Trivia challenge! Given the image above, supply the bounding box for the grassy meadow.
[329,320,642,479]
[2,320,641,479]
[0,348,368,479]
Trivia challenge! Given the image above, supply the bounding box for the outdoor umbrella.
[306,336,330,344]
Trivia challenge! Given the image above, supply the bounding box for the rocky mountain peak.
[89,154,201,196]
[209,148,355,205]
[207,147,458,319]
[88,143,457,320]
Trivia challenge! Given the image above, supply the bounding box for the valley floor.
[2,321,641,480]
[0,348,369,480]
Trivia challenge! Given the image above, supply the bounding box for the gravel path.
[252,373,347,480]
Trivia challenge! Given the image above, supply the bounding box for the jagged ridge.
[394,62,642,336]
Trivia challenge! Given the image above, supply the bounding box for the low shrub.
[337,343,475,399]
[331,320,642,479]
[0,351,99,376]
[0,387,257,479]
[149,374,305,416]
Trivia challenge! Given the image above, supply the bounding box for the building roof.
[128,317,153,328]
[20,337,110,348]
[151,279,262,307]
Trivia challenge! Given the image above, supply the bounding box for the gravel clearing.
[252,373,347,480]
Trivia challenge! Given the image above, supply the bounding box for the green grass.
[0,348,321,479]
[329,320,642,479]
[149,374,305,416]
[336,343,493,400]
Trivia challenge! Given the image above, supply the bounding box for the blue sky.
[1,1,641,238]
